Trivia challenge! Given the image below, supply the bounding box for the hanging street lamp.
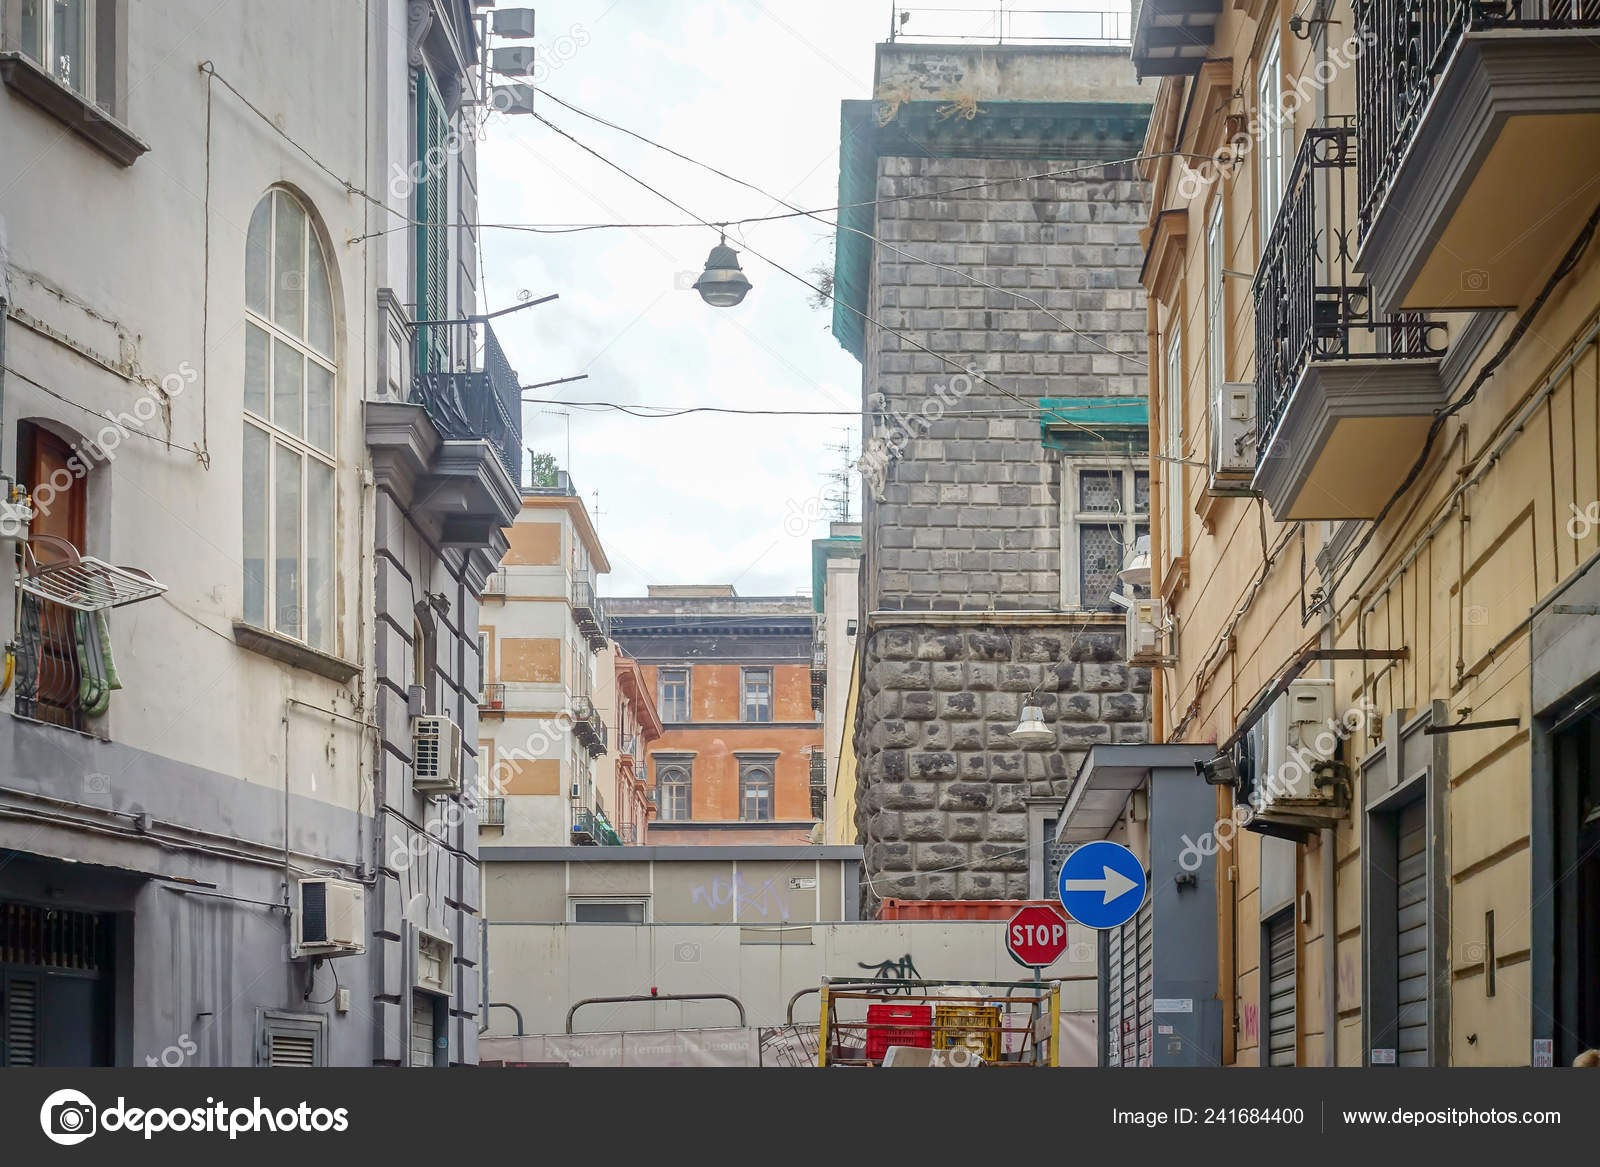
[692,234,752,307]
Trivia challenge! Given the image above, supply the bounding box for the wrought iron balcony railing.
[479,797,506,827]
[570,696,607,755]
[1354,0,1600,239]
[571,808,622,846]
[1254,124,1447,454]
[572,577,607,649]
[479,682,505,713]
[809,752,827,819]
[411,321,522,485]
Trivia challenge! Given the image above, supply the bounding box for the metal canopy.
[1053,743,1214,844]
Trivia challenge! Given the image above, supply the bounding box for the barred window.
[1061,461,1149,610]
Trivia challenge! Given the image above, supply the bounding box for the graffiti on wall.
[690,872,792,920]
[855,953,922,993]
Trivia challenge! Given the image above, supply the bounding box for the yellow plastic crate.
[933,1004,1002,1062]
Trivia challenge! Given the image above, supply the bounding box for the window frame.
[656,759,692,821]
[658,667,690,723]
[1163,328,1185,566]
[741,667,773,724]
[739,762,775,822]
[567,897,650,924]
[1256,33,1290,253]
[1060,458,1151,610]
[243,187,339,654]
[1206,197,1226,403]
[18,0,95,103]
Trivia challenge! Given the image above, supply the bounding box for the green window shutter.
[415,69,450,373]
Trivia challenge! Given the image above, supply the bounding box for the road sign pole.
[1032,965,1042,1065]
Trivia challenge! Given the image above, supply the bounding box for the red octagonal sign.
[1005,904,1072,968]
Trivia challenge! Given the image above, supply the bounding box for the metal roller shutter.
[1266,912,1296,1067]
[1104,894,1154,1067]
[1396,800,1429,1065]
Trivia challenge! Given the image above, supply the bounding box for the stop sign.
[1005,904,1072,968]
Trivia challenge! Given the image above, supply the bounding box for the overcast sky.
[478,1,888,599]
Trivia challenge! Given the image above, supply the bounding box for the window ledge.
[0,53,148,166]
[233,621,360,684]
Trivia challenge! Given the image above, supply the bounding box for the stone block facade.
[860,154,1148,614]
[853,623,1151,909]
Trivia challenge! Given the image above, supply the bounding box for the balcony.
[810,642,827,708]
[1354,0,1600,313]
[411,322,523,486]
[483,570,508,600]
[571,808,622,846]
[1130,0,1223,78]
[571,697,608,756]
[1252,125,1449,521]
[479,797,506,828]
[810,752,827,820]
[572,578,607,651]
[479,682,506,716]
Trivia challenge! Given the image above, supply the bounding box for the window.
[742,668,773,723]
[1206,198,1226,401]
[740,764,774,822]
[1163,330,1185,564]
[1256,34,1291,250]
[415,67,450,373]
[244,189,337,652]
[569,899,648,924]
[659,668,689,722]
[657,762,691,821]
[19,0,94,101]
[1062,463,1150,609]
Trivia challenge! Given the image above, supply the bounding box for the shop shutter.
[3,976,39,1066]
[1396,799,1430,1065]
[411,993,438,1067]
[1104,893,1154,1067]
[1266,911,1297,1066]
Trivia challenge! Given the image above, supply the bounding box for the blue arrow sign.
[1058,840,1146,930]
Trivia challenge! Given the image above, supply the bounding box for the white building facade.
[0,0,521,1066]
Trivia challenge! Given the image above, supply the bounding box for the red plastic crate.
[865,1003,932,1061]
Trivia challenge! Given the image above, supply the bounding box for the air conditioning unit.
[493,8,536,38]
[491,83,535,115]
[492,45,535,75]
[293,878,365,959]
[415,929,453,996]
[1209,382,1259,494]
[1258,677,1338,811]
[1125,596,1167,665]
[412,715,462,796]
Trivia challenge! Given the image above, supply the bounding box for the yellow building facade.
[1135,0,1600,1065]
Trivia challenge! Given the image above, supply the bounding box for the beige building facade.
[1130,0,1600,1066]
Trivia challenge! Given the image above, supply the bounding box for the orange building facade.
[608,588,820,845]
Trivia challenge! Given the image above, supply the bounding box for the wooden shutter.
[3,975,40,1066]
[415,68,450,373]
[1396,799,1430,1065]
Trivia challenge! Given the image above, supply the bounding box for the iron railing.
[483,570,507,598]
[570,697,607,755]
[810,752,827,819]
[887,5,1132,42]
[1355,0,1600,238]
[479,682,505,712]
[411,321,522,484]
[14,591,87,730]
[479,797,506,827]
[1254,124,1447,454]
[571,808,622,846]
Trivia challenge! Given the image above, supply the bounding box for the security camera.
[1196,753,1241,788]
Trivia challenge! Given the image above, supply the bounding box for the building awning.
[1039,396,1149,453]
[1053,743,1213,844]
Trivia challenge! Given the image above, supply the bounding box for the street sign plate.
[1004,904,1072,968]
[1057,840,1146,930]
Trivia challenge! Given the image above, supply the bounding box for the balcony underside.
[1359,31,1600,314]
[1253,359,1446,520]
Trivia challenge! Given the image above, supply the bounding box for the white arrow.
[1064,865,1139,906]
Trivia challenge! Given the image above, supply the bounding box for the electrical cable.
[530,86,1151,370]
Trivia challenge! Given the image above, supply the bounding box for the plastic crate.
[865,1003,932,1061]
[934,1004,1002,1062]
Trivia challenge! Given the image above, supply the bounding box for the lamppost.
[691,234,753,307]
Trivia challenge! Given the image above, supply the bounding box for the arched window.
[740,766,773,823]
[657,763,691,822]
[243,189,337,652]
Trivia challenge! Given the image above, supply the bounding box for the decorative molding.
[1142,208,1190,301]
[0,52,148,166]
[232,621,360,684]
[407,2,434,68]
